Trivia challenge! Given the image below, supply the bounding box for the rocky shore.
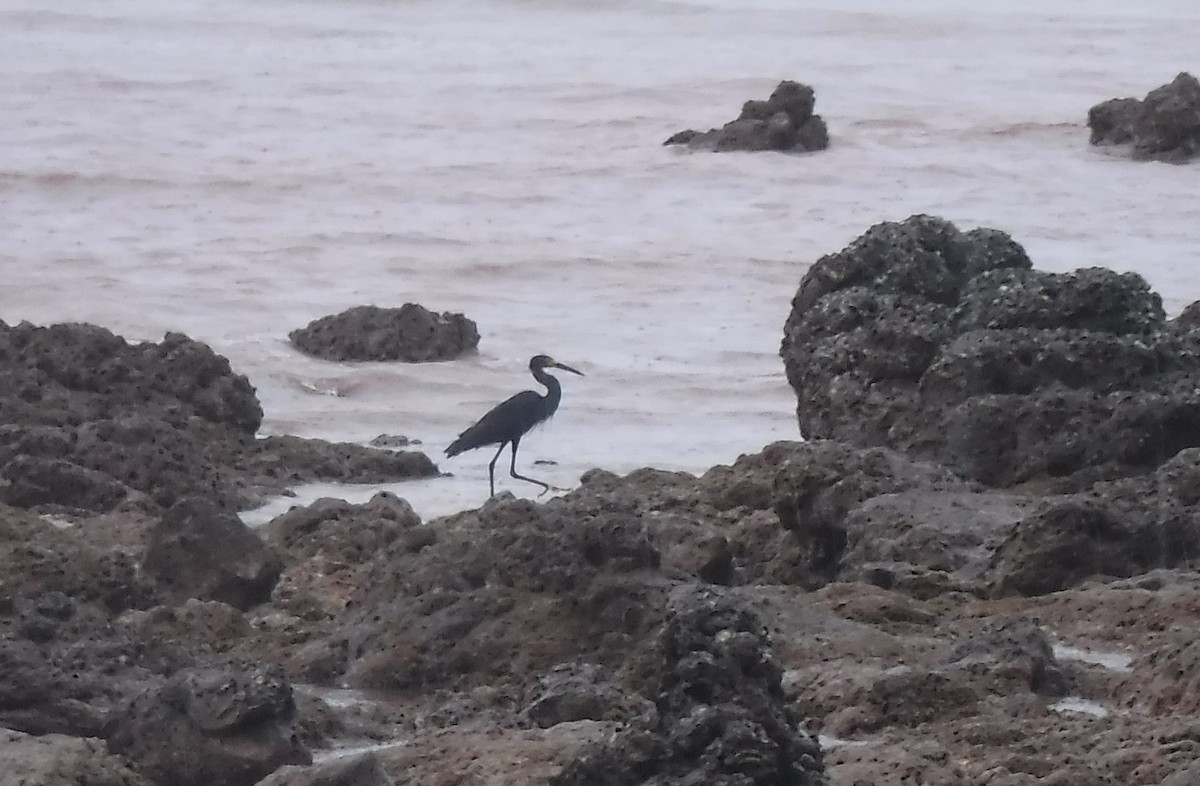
[5,217,1200,785]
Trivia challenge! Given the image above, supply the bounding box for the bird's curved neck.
[533,366,562,405]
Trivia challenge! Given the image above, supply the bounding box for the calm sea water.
[2,0,1198,519]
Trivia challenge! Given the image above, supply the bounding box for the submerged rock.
[288,303,479,362]
[665,80,830,153]
[1087,72,1200,162]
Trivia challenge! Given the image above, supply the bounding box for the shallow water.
[3,0,1199,518]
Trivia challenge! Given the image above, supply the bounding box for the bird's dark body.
[445,355,583,497]
[445,389,557,457]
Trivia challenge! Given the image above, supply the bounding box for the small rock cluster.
[665,80,829,153]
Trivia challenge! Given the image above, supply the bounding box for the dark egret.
[445,354,584,497]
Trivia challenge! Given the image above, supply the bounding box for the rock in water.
[288,303,479,362]
[665,80,830,153]
[1087,72,1200,162]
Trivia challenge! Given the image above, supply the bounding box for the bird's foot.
[537,484,570,497]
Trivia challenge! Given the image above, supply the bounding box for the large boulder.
[340,496,668,692]
[553,587,828,786]
[1087,72,1200,162]
[288,303,479,362]
[143,496,283,610]
[107,659,310,786]
[782,214,1200,488]
[665,80,829,153]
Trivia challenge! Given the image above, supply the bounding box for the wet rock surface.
[7,218,1200,784]
[1088,72,1200,162]
[665,79,830,153]
[288,303,479,362]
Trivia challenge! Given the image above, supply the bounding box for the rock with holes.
[108,659,309,786]
[553,587,828,786]
[781,214,1200,489]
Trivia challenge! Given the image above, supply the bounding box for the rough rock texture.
[665,80,829,153]
[0,590,189,737]
[554,587,828,786]
[1087,72,1200,162]
[11,217,1200,786]
[340,496,668,692]
[781,214,1200,488]
[288,304,479,362]
[1,727,153,786]
[0,320,438,513]
[143,496,284,611]
[108,660,310,786]
[255,754,395,786]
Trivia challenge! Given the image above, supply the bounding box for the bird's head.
[530,354,585,376]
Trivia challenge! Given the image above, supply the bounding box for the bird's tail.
[445,433,473,457]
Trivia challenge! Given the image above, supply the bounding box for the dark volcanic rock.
[1088,97,1141,146]
[782,214,1200,488]
[108,659,310,786]
[553,587,827,786]
[1087,72,1200,162]
[771,440,969,588]
[143,496,284,610]
[238,435,438,487]
[288,303,479,362]
[0,320,441,512]
[523,661,652,729]
[342,496,667,692]
[0,592,187,737]
[0,503,155,613]
[0,323,260,510]
[988,448,1200,595]
[665,80,830,153]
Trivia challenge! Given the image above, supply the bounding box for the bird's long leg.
[487,441,507,497]
[507,437,551,495]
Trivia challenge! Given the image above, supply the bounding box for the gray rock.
[0,727,152,786]
[288,303,479,362]
[1087,72,1200,162]
[108,659,310,786]
[665,80,830,153]
[144,496,283,610]
[523,661,651,728]
[553,587,828,786]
